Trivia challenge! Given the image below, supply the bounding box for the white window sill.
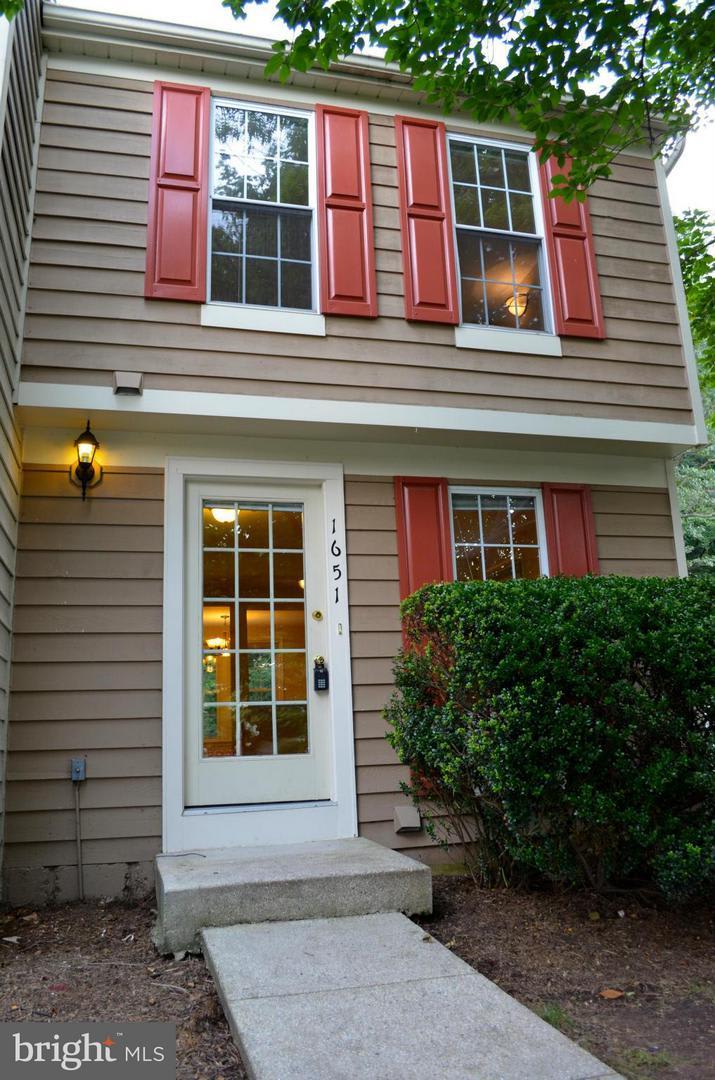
[455,325,563,357]
[201,305,326,337]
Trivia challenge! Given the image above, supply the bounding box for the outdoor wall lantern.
[70,420,103,499]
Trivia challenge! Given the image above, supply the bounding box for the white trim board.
[655,159,708,445]
[21,427,672,488]
[665,458,689,578]
[162,456,357,853]
[18,382,700,450]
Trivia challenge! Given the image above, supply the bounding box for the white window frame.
[206,97,321,322]
[446,133,561,354]
[448,485,550,580]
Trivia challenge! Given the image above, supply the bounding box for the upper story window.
[209,101,315,312]
[448,137,548,333]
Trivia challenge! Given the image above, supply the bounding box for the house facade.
[0,4,705,904]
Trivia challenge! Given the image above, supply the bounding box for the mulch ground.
[0,901,246,1079]
[1,883,713,1080]
[417,875,715,1080]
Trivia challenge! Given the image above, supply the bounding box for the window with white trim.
[450,488,548,581]
[448,137,549,333]
[210,101,316,311]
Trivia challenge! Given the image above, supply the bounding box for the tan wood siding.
[344,474,679,856]
[20,69,695,428]
[0,0,42,896]
[4,464,162,903]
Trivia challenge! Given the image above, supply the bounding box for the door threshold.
[183,799,336,817]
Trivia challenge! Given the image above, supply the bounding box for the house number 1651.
[330,518,343,604]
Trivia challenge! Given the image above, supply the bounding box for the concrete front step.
[202,912,623,1080]
[153,837,432,954]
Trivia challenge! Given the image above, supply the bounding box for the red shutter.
[542,483,600,576]
[539,157,605,339]
[145,81,210,302]
[395,477,454,599]
[316,105,377,317]
[394,117,458,324]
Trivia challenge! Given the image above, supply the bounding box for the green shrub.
[385,576,715,901]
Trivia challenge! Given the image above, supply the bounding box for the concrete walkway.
[202,912,623,1080]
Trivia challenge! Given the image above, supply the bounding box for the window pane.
[511,239,542,287]
[240,705,273,755]
[237,507,269,549]
[277,704,308,754]
[477,146,504,187]
[203,704,236,758]
[454,185,480,227]
[510,502,538,544]
[239,552,270,598]
[213,106,246,199]
[450,142,476,184]
[246,158,277,202]
[281,262,312,310]
[485,279,517,328]
[245,258,278,307]
[482,188,509,230]
[240,652,273,701]
[245,210,277,257]
[518,288,545,331]
[455,547,483,581]
[274,552,304,598]
[212,209,243,254]
[274,603,305,649]
[461,278,486,325]
[273,508,303,549]
[204,551,234,598]
[481,496,510,543]
[203,505,236,548]
[481,236,512,282]
[505,149,531,191]
[239,602,271,649]
[457,231,482,278]
[247,109,277,160]
[280,116,308,162]
[452,498,481,544]
[203,602,235,649]
[280,162,309,205]
[509,192,535,233]
[281,213,311,261]
[211,255,241,304]
[514,546,541,579]
[275,652,306,701]
[484,546,513,581]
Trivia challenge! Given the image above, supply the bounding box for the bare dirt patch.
[0,901,246,1080]
[417,875,715,1080]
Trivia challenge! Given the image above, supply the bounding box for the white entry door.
[184,479,331,807]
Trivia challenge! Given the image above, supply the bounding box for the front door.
[184,479,331,807]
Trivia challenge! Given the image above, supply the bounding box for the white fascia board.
[18,380,700,449]
[655,159,708,445]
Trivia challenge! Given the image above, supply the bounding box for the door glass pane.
[275,652,307,701]
[203,704,236,757]
[277,705,308,755]
[201,500,309,758]
[204,551,234,598]
[238,552,270,598]
[240,653,273,701]
[274,552,305,598]
[239,602,271,648]
[274,603,306,648]
[240,705,273,755]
